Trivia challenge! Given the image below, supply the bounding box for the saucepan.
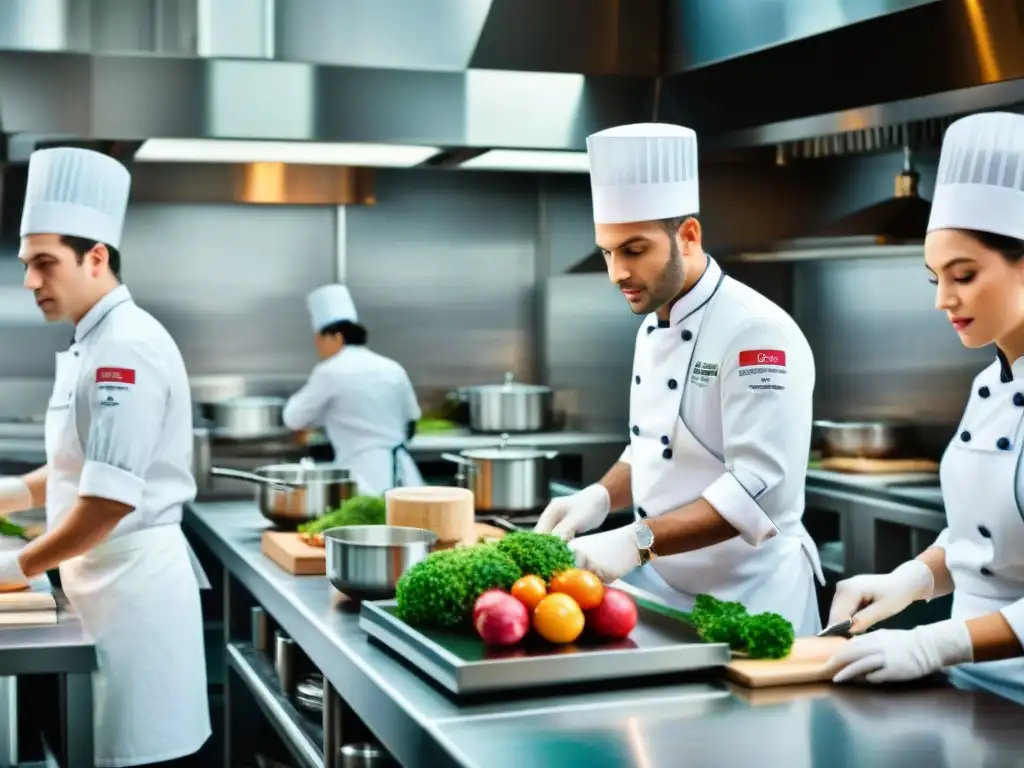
[323,525,438,601]
[813,420,917,459]
[198,396,290,441]
[442,433,558,512]
[209,462,357,528]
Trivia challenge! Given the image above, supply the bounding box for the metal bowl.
[323,525,438,601]
[813,420,916,459]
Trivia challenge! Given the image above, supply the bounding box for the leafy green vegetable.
[395,544,522,629]
[298,495,386,535]
[0,517,26,540]
[683,593,795,660]
[494,530,575,582]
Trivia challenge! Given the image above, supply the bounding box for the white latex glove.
[567,525,639,583]
[0,549,28,587]
[0,477,32,517]
[533,484,610,541]
[826,619,974,684]
[828,559,935,634]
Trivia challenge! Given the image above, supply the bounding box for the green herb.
[494,530,575,582]
[297,495,386,535]
[684,593,795,660]
[0,517,26,540]
[395,544,522,629]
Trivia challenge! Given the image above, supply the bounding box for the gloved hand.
[567,525,639,583]
[826,620,974,684]
[828,559,935,634]
[0,548,28,587]
[0,477,32,517]
[533,484,611,541]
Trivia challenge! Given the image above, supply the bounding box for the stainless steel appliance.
[209,463,357,527]
[450,372,553,433]
[324,525,438,600]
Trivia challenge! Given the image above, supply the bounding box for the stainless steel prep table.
[184,501,1023,768]
[0,586,95,768]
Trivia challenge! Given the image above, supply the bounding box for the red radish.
[472,589,509,625]
[585,588,638,639]
[473,591,530,646]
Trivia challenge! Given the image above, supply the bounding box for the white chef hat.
[928,112,1024,241]
[586,122,700,225]
[20,147,131,249]
[306,284,358,333]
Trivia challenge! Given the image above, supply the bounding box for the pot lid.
[461,446,551,460]
[463,372,551,394]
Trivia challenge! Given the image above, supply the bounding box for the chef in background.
[825,112,1024,704]
[535,123,824,635]
[284,284,424,494]
[0,147,210,766]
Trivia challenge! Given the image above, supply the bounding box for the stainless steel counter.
[184,500,1023,768]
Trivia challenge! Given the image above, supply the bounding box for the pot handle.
[209,466,297,493]
[440,453,476,489]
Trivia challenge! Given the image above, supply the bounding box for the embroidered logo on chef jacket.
[690,360,719,387]
[737,349,787,392]
[95,367,135,406]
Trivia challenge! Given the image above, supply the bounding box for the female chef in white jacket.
[284,284,424,494]
[825,112,1024,705]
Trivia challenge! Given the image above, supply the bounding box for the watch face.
[634,522,654,549]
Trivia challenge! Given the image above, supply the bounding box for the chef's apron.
[936,393,1024,707]
[621,296,823,637]
[46,343,212,766]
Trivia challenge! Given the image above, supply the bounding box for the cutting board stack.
[0,586,58,626]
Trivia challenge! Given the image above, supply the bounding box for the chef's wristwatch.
[632,521,656,565]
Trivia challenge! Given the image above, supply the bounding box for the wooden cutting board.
[819,457,938,474]
[0,590,56,611]
[262,523,509,575]
[725,636,849,688]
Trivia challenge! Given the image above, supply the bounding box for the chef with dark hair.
[284,284,424,493]
[826,112,1024,703]
[535,123,824,635]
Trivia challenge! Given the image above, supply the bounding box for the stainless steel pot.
[199,396,289,440]
[324,525,438,600]
[209,462,357,527]
[813,420,916,459]
[339,742,395,768]
[442,434,558,512]
[450,372,553,433]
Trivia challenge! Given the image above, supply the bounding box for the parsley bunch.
[684,593,795,660]
[494,531,575,582]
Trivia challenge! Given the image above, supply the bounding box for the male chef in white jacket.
[283,284,424,494]
[0,148,210,766]
[536,123,825,635]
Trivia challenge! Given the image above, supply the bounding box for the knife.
[817,618,853,638]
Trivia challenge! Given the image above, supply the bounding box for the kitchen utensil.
[449,372,553,433]
[209,463,357,528]
[813,420,916,459]
[251,607,271,653]
[442,433,558,513]
[294,673,324,714]
[261,531,328,575]
[199,396,289,440]
[726,636,849,688]
[323,525,438,601]
[274,632,296,695]
[817,619,853,638]
[339,742,394,768]
[818,457,938,474]
[384,486,475,547]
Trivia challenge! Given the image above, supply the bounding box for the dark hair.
[659,214,699,237]
[60,235,121,280]
[961,229,1024,262]
[319,320,367,346]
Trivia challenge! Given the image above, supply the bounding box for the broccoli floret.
[495,531,575,582]
[395,544,521,629]
[686,593,795,659]
[740,612,795,660]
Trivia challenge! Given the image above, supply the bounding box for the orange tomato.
[532,593,585,644]
[510,574,547,612]
[549,568,604,610]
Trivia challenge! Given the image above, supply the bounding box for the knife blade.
[817,618,853,638]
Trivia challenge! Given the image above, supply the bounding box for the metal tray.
[358,592,730,695]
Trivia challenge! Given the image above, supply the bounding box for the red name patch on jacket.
[738,350,786,367]
[96,367,136,384]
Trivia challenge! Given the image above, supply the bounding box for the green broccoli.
[494,530,575,582]
[395,544,522,629]
[684,593,795,660]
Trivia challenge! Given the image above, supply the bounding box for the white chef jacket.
[930,351,1024,705]
[283,345,424,494]
[621,255,824,635]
